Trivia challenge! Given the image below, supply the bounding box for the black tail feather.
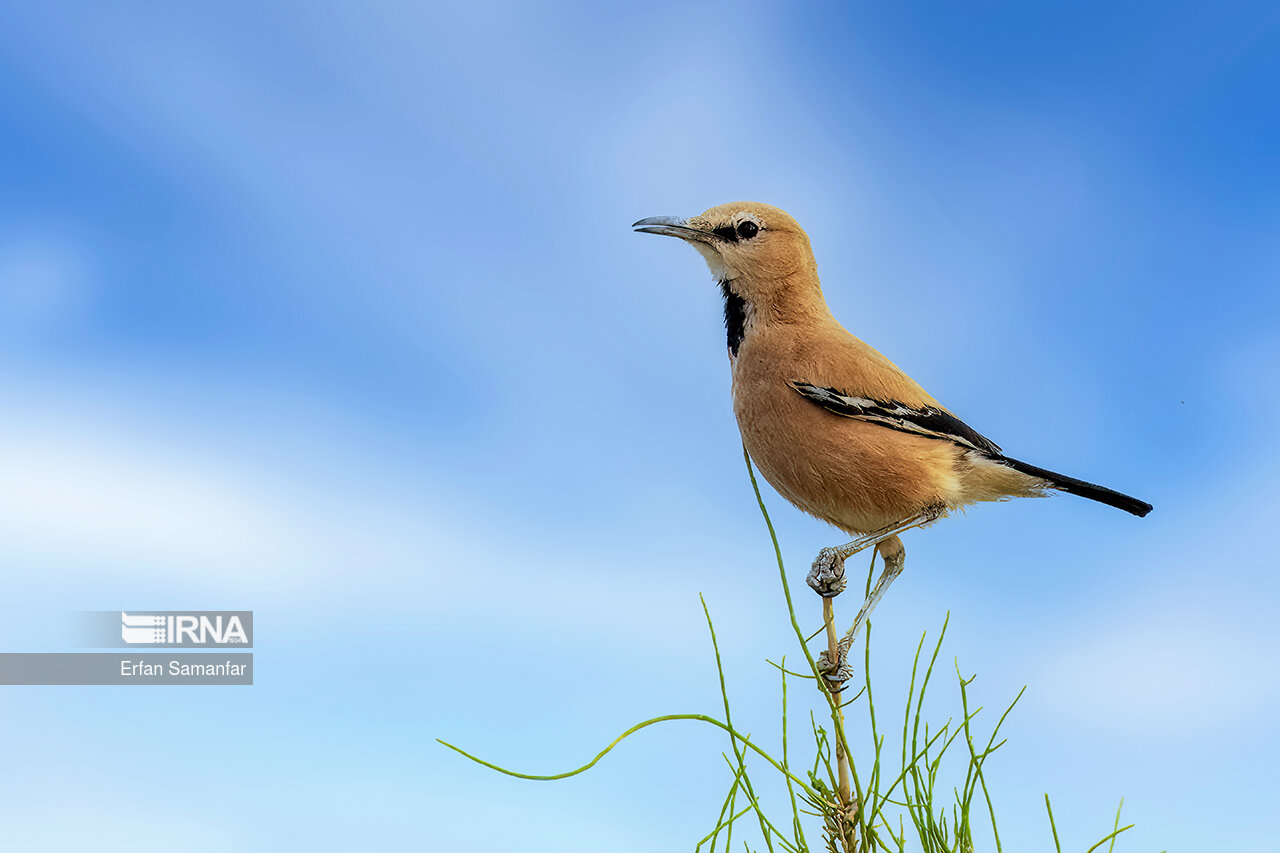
[999,456,1152,517]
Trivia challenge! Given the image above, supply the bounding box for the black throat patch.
[720,281,748,357]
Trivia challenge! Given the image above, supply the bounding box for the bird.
[633,202,1150,636]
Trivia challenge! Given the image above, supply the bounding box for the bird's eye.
[737,221,759,240]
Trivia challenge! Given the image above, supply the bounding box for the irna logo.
[121,612,250,646]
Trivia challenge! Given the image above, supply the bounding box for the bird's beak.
[632,216,716,244]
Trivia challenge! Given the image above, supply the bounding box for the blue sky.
[0,2,1277,850]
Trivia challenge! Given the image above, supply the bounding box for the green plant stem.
[779,659,810,852]
[744,446,865,851]
[703,595,776,853]
[823,595,853,811]
[1045,794,1062,853]
[437,713,823,801]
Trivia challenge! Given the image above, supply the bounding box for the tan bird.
[634,202,1150,629]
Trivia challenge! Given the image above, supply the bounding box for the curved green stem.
[438,713,824,802]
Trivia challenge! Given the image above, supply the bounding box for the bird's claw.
[817,647,854,691]
[807,547,848,597]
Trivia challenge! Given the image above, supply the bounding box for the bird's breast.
[729,333,963,535]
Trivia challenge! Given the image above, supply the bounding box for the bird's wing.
[789,381,1003,455]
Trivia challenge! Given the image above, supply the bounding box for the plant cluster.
[441,452,1152,852]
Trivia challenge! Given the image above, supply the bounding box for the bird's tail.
[998,456,1152,517]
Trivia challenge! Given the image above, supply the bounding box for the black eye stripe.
[711,221,761,242]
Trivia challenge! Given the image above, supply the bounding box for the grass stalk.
[822,594,855,841]
[439,448,1151,853]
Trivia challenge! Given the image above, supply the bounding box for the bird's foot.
[816,646,854,692]
[807,547,848,597]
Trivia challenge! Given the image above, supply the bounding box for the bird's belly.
[733,376,961,535]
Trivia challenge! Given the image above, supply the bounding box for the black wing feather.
[788,381,1152,517]
[788,381,1002,455]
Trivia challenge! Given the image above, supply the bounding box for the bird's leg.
[805,514,934,598]
[813,532,910,691]
[811,507,944,682]
[837,504,946,653]
[838,535,907,656]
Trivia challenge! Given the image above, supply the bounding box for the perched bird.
[634,202,1150,627]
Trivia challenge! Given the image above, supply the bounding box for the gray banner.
[0,653,253,685]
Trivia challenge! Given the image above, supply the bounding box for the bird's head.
[633,202,819,305]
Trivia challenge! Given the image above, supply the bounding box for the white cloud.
[1042,607,1278,734]
[0,382,756,665]
[1034,463,1280,735]
[0,418,298,579]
